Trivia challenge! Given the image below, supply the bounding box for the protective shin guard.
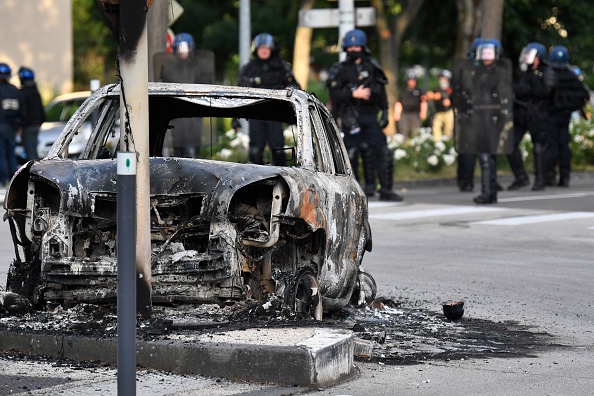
[249,147,264,165]
[361,143,376,195]
[378,148,402,201]
[532,143,546,191]
[474,153,497,204]
[272,150,286,166]
[507,150,530,190]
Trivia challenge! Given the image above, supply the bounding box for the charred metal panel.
[4,82,373,317]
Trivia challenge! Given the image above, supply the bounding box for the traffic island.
[0,327,354,387]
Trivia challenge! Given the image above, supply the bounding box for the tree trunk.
[147,0,168,81]
[371,0,397,135]
[455,0,484,58]
[481,0,504,41]
[292,0,315,90]
[388,0,425,135]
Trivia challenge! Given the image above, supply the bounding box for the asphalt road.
[1,172,594,395]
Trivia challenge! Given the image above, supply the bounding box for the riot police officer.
[0,63,25,185]
[508,42,555,191]
[326,29,402,201]
[545,45,590,187]
[18,67,45,161]
[156,33,215,158]
[238,33,300,165]
[456,38,484,192]
[452,39,514,204]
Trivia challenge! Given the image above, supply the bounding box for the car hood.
[25,157,316,221]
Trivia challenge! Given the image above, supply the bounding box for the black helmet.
[0,63,11,79]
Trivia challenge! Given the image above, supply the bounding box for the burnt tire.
[284,267,323,320]
[6,258,42,307]
[350,270,377,306]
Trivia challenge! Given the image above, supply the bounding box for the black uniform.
[155,51,215,158]
[327,55,401,201]
[20,80,45,160]
[545,65,590,186]
[238,53,299,165]
[508,61,555,190]
[0,79,25,184]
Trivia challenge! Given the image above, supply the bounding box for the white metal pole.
[338,0,355,61]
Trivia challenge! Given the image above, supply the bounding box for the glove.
[378,110,388,129]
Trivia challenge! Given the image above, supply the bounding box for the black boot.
[474,153,497,204]
[457,154,476,192]
[545,171,556,187]
[558,172,570,187]
[532,143,546,191]
[377,147,403,202]
[507,170,530,190]
[360,143,377,197]
[249,147,264,165]
[507,149,530,190]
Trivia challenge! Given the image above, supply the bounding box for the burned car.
[4,82,374,319]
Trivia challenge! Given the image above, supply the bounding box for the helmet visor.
[477,44,497,61]
[255,34,274,49]
[176,41,190,55]
[521,48,537,66]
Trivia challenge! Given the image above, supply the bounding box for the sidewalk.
[0,356,303,395]
[0,325,353,395]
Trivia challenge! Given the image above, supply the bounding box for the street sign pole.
[117,152,137,396]
[298,1,376,61]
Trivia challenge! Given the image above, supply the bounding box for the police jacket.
[326,56,388,116]
[513,61,555,113]
[238,55,300,90]
[0,80,25,128]
[20,83,46,127]
[549,65,590,115]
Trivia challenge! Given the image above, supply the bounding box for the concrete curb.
[0,327,354,387]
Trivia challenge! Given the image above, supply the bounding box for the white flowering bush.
[203,128,249,162]
[514,111,594,170]
[202,113,594,174]
[387,127,456,173]
[202,125,298,164]
[569,113,594,167]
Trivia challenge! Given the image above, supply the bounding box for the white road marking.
[367,201,407,209]
[369,206,506,220]
[498,192,594,202]
[472,211,594,226]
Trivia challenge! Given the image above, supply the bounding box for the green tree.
[72,0,117,90]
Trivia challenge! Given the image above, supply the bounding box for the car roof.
[50,91,92,103]
[97,82,310,103]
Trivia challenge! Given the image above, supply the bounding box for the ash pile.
[0,290,556,365]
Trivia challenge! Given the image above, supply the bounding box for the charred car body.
[4,83,374,319]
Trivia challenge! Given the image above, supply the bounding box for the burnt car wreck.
[4,82,375,319]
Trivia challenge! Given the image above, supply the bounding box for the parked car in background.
[37,91,91,158]
[4,82,374,320]
[15,91,118,163]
